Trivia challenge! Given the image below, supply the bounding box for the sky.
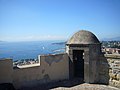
[0,0,120,41]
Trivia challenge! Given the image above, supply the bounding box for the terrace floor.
[18,78,119,90]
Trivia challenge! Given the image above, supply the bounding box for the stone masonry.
[99,54,120,88]
[106,54,120,88]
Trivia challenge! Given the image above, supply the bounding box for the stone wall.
[0,53,120,89]
[0,53,69,89]
[0,59,13,84]
[106,54,120,88]
[89,44,101,83]
[99,54,120,88]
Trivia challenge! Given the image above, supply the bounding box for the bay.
[0,40,65,61]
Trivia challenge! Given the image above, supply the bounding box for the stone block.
[109,63,114,68]
[109,59,114,63]
[116,73,120,81]
[109,73,117,80]
[112,69,120,74]
[114,61,120,65]
[109,69,112,73]
[112,80,120,88]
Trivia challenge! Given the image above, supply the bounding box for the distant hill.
[101,37,120,41]
[52,41,67,45]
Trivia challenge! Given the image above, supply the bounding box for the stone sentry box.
[66,30,101,83]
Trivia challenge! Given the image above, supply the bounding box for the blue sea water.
[0,40,65,61]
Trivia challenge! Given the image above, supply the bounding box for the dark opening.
[73,50,84,78]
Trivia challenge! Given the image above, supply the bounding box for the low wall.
[99,54,120,88]
[0,59,13,84]
[0,53,69,89]
[1,53,119,89]
[13,53,69,89]
[107,54,120,88]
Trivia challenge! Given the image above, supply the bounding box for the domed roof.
[67,30,100,44]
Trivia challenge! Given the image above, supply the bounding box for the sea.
[0,40,65,61]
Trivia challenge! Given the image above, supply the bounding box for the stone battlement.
[0,53,69,89]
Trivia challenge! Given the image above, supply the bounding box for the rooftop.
[67,30,100,44]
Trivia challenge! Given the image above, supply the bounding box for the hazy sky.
[0,0,120,41]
